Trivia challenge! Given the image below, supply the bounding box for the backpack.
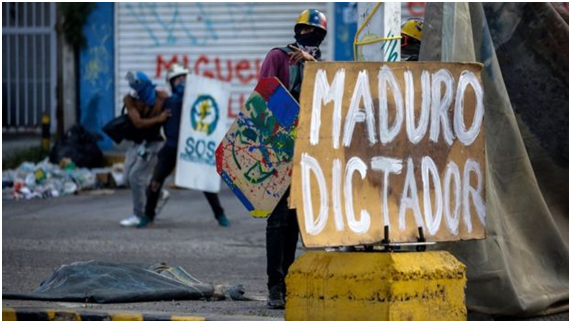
[275,46,305,101]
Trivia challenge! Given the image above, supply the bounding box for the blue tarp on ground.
[3,261,215,303]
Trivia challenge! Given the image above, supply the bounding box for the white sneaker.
[120,215,140,227]
[155,189,171,218]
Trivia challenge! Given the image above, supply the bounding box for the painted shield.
[216,77,299,218]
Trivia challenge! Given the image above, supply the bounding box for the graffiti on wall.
[357,31,400,62]
[124,2,260,47]
[155,54,261,84]
[80,3,115,149]
[117,3,331,123]
[125,2,217,46]
[84,24,113,91]
[404,2,426,18]
[155,54,262,118]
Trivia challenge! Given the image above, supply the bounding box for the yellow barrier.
[285,250,467,321]
[2,308,17,321]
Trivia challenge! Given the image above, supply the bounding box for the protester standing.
[259,9,328,309]
[137,64,230,229]
[120,71,170,227]
[400,17,424,61]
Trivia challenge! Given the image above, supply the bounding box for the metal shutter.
[115,3,332,118]
[3,3,57,132]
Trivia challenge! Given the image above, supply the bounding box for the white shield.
[175,75,230,192]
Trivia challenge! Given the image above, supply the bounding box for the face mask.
[126,71,157,107]
[294,31,323,47]
[292,43,322,61]
[401,53,419,62]
[136,86,157,107]
[401,43,421,62]
[174,82,185,96]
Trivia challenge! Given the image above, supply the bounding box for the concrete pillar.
[356,3,401,62]
[56,7,77,137]
[285,251,467,321]
[61,40,77,133]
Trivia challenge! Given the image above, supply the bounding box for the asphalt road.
[3,187,286,319]
[2,187,568,320]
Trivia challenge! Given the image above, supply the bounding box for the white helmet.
[165,63,189,85]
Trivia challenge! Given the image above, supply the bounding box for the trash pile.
[49,124,105,169]
[2,158,121,200]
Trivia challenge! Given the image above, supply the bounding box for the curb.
[2,307,281,321]
[3,307,206,321]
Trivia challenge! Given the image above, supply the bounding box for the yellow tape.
[111,312,144,321]
[353,3,402,61]
[2,308,17,321]
[355,35,402,46]
[354,3,381,61]
[171,315,206,321]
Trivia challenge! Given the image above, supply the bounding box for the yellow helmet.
[401,18,423,42]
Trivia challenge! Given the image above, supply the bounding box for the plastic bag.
[50,125,104,169]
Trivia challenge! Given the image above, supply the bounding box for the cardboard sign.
[216,78,299,217]
[175,75,230,193]
[290,62,486,247]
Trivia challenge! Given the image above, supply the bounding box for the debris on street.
[3,260,252,304]
[1,158,123,200]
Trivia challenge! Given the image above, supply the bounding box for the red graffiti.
[156,54,260,118]
[156,54,261,85]
[406,2,426,17]
[155,55,190,77]
[228,94,246,119]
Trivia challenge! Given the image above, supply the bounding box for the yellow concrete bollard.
[285,250,467,321]
[41,113,51,151]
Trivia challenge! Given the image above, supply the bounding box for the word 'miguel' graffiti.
[156,54,262,118]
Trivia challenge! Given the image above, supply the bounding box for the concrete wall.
[76,3,426,150]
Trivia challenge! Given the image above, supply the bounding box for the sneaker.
[120,215,140,227]
[267,285,285,309]
[216,214,230,227]
[155,189,170,218]
[136,215,154,228]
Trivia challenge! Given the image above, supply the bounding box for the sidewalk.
[2,306,281,321]
[2,175,567,321]
[2,189,284,319]
[2,134,42,158]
